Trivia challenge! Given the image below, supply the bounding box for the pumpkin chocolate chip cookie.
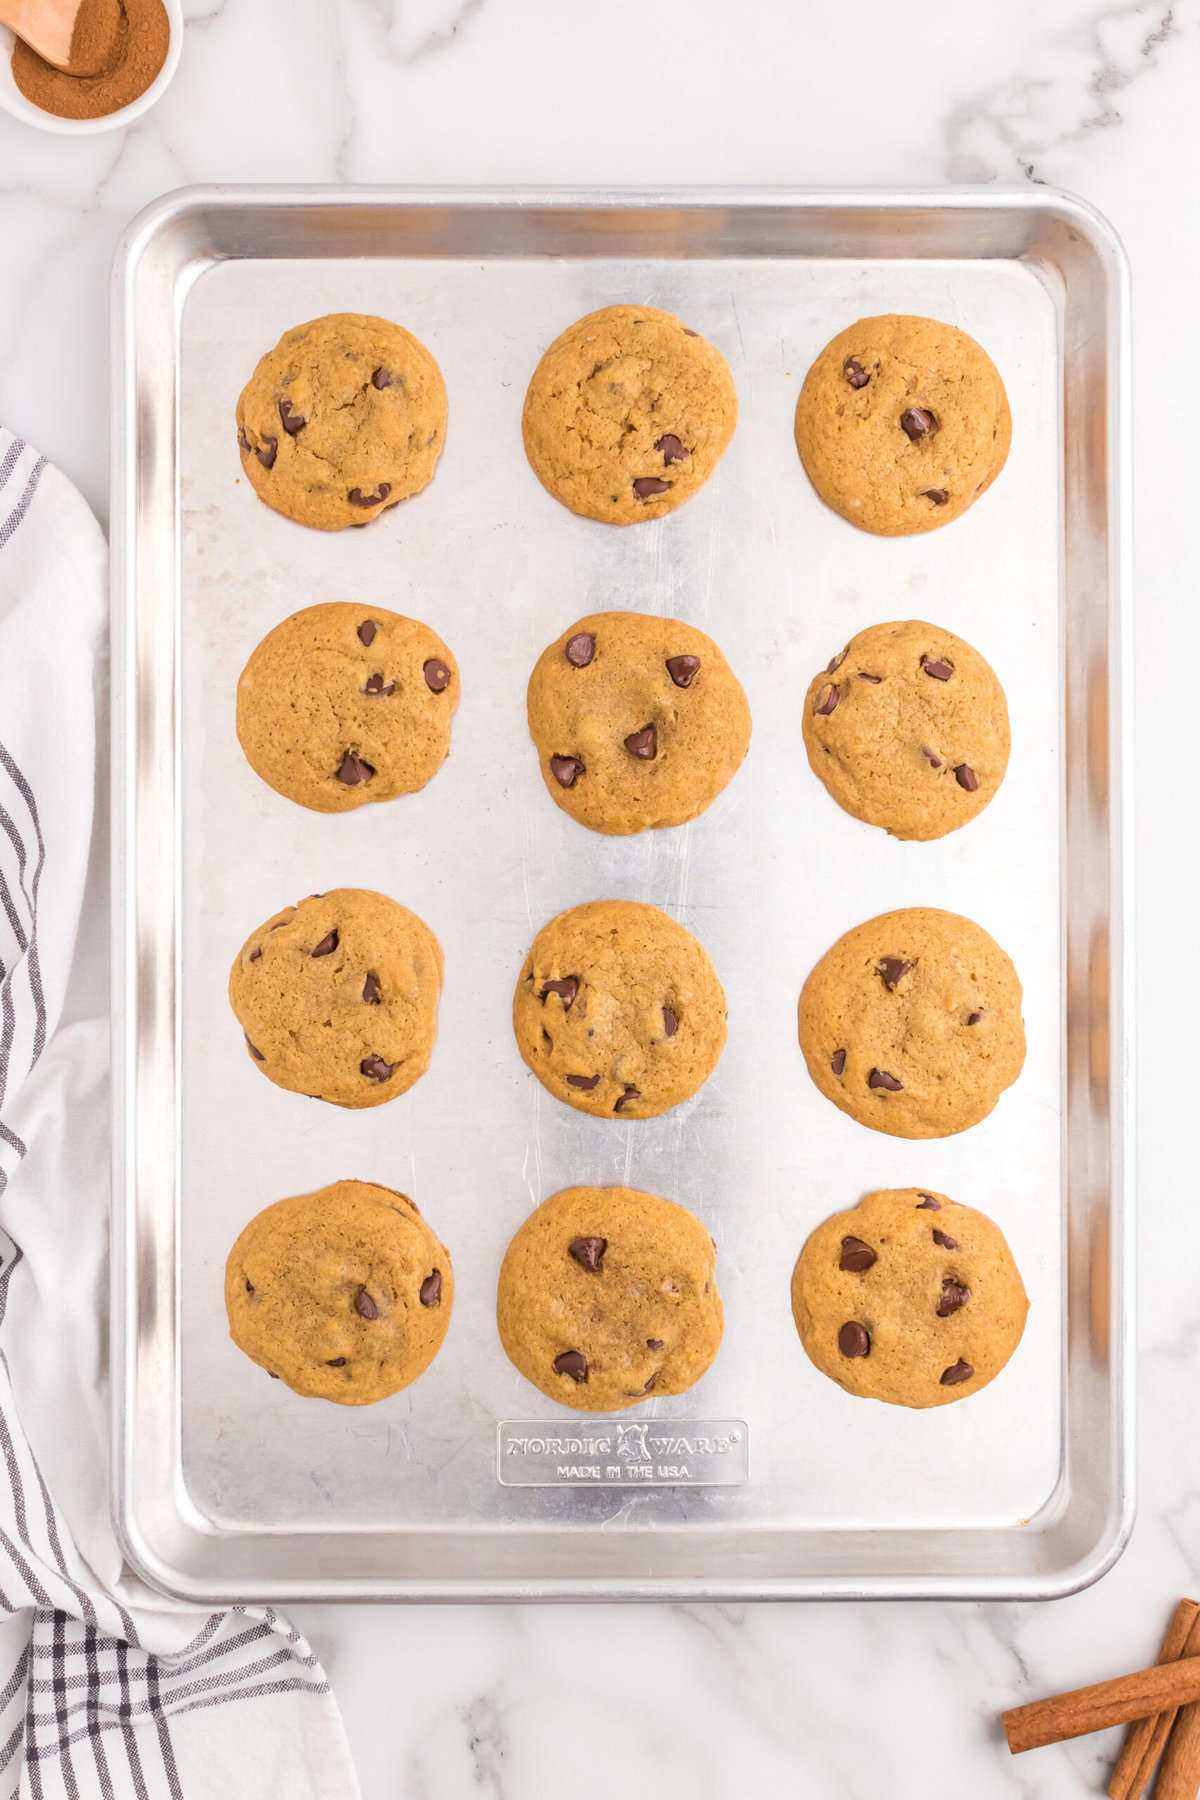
[794,314,1011,535]
[513,900,727,1120]
[803,619,1010,839]
[791,1187,1028,1407]
[235,313,447,531]
[235,603,458,813]
[521,304,737,524]
[798,907,1025,1138]
[496,1186,723,1412]
[225,1179,452,1404]
[526,610,751,834]
[228,888,443,1108]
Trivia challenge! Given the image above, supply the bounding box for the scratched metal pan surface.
[110,187,1132,1602]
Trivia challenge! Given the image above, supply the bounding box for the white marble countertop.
[0,0,1186,1793]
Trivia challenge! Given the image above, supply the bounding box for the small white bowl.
[0,0,181,135]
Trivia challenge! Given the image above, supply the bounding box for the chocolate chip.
[419,1271,442,1307]
[569,1237,606,1273]
[540,977,578,1008]
[358,621,378,646]
[371,367,394,389]
[348,484,391,507]
[647,1338,664,1350]
[937,1279,969,1317]
[360,1054,394,1083]
[355,1287,379,1319]
[827,648,848,674]
[566,1073,600,1090]
[955,764,979,792]
[244,1277,255,1294]
[278,398,305,434]
[363,673,396,696]
[838,1322,870,1358]
[237,426,252,453]
[423,658,451,693]
[614,1087,641,1113]
[916,1195,941,1210]
[624,725,657,759]
[682,327,699,337]
[565,632,595,668]
[967,1010,983,1026]
[311,930,338,957]
[858,672,883,683]
[641,1372,660,1394]
[900,407,935,441]
[325,1357,347,1367]
[813,683,840,716]
[922,746,943,768]
[337,751,375,785]
[633,476,671,498]
[878,957,911,990]
[362,973,381,1004]
[666,654,701,688]
[843,357,870,389]
[255,436,278,470]
[932,1230,959,1250]
[868,1069,902,1091]
[662,1005,678,1038]
[245,1037,265,1061]
[922,488,949,505]
[655,434,688,464]
[550,755,584,788]
[839,1236,877,1273]
[249,948,262,962]
[553,1350,588,1383]
[830,1048,846,1077]
[940,1359,974,1386]
[268,1371,280,1379]
[921,655,954,681]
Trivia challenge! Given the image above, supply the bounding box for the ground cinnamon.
[11,0,168,119]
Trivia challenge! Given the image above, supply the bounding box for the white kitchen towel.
[0,430,360,1800]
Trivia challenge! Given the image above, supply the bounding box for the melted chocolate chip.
[844,357,870,389]
[311,930,338,957]
[613,1087,641,1113]
[337,751,375,785]
[662,1005,678,1038]
[360,1054,394,1083]
[423,658,451,693]
[916,1195,941,1210]
[249,948,262,962]
[868,1069,903,1091]
[655,434,689,464]
[565,1073,600,1091]
[967,1010,983,1026]
[921,655,955,681]
[355,1287,379,1320]
[937,1278,969,1317]
[363,673,396,696]
[858,672,883,683]
[666,654,701,688]
[550,755,584,788]
[940,1359,974,1386]
[278,398,305,434]
[419,1271,442,1307]
[838,1322,870,1358]
[348,484,391,507]
[922,488,949,505]
[955,764,979,792]
[633,476,671,498]
[682,327,699,337]
[830,1048,846,1077]
[554,1350,588,1383]
[540,977,579,1008]
[922,746,943,768]
[624,725,657,759]
[813,683,840,716]
[326,1357,347,1367]
[647,1338,665,1350]
[237,426,252,453]
[371,367,394,389]
[569,1237,606,1273]
[839,1236,877,1273]
[362,973,381,1004]
[900,407,935,441]
[245,1037,265,1061]
[255,436,278,470]
[244,1277,254,1294]
[827,648,848,674]
[358,620,378,646]
[565,632,596,668]
[878,957,911,991]
[932,1229,959,1250]
[641,1372,660,1394]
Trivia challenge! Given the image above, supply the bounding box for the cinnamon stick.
[1108,1599,1200,1800]
[1153,1677,1200,1800]
[1003,1658,1200,1756]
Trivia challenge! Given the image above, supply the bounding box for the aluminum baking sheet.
[111,188,1133,1601]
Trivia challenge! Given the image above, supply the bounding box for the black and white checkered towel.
[0,431,359,1798]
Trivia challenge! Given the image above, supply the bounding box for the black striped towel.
[0,431,359,1798]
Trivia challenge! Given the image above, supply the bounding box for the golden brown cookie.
[798,908,1025,1138]
[521,305,737,524]
[803,620,1010,839]
[526,611,751,835]
[228,889,443,1108]
[496,1186,723,1413]
[791,1187,1028,1407]
[235,313,447,531]
[513,900,727,1120]
[794,314,1011,535]
[235,603,458,813]
[225,1179,452,1404]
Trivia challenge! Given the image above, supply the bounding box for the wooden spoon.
[0,0,116,74]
